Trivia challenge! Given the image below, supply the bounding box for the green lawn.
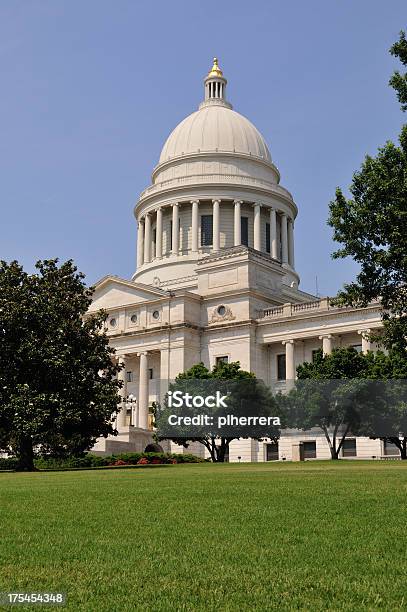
[1,462,406,611]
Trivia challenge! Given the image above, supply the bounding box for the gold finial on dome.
[207,57,223,78]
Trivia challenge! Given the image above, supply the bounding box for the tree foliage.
[328,31,407,352]
[156,361,282,462]
[294,348,407,459]
[0,259,122,470]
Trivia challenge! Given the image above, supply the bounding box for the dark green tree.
[294,348,407,459]
[328,31,407,353]
[156,361,283,462]
[0,259,122,470]
[293,348,375,459]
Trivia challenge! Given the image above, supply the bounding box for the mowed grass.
[1,462,407,611]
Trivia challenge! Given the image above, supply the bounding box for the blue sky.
[0,1,405,296]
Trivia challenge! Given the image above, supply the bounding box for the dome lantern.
[203,57,231,108]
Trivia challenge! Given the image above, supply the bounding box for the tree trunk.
[401,438,407,460]
[330,448,340,460]
[16,437,36,471]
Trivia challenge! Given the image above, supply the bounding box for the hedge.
[0,452,206,471]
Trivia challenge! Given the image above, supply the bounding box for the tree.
[292,348,377,459]
[155,361,283,462]
[294,348,407,459]
[328,31,407,353]
[0,259,122,470]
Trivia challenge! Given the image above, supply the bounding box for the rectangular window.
[241,217,249,246]
[265,222,270,253]
[342,438,357,457]
[277,354,286,380]
[169,221,172,250]
[148,368,153,380]
[351,344,363,353]
[266,442,279,461]
[303,441,316,459]
[126,371,133,383]
[384,440,400,456]
[216,356,229,365]
[201,215,213,246]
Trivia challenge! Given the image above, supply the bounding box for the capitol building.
[90,59,389,461]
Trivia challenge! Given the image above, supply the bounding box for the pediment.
[89,275,166,311]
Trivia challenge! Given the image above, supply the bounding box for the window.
[303,441,316,459]
[201,215,213,246]
[266,442,279,461]
[109,318,117,327]
[148,368,154,380]
[351,344,363,353]
[265,222,270,253]
[384,440,400,456]
[241,217,249,246]
[277,354,286,380]
[152,310,160,320]
[130,313,138,324]
[169,221,172,250]
[126,371,133,383]
[217,305,226,316]
[342,438,357,457]
[216,356,229,365]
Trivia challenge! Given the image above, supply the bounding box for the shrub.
[0,450,206,471]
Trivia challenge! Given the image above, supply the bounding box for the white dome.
[159,104,272,165]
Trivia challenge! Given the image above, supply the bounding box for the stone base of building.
[91,427,155,455]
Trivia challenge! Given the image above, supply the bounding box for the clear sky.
[0,1,405,296]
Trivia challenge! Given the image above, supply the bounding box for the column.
[359,329,373,353]
[319,334,333,356]
[281,213,288,264]
[283,340,295,381]
[212,199,220,251]
[171,203,179,255]
[155,207,162,259]
[144,213,151,263]
[136,218,144,268]
[138,352,149,430]
[117,355,127,430]
[288,218,295,267]
[234,200,242,246]
[191,200,199,253]
[253,203,261,251]
[270,208,278,259]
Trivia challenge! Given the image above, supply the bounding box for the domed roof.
[159,105,272,164]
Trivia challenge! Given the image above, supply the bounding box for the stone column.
[319,334,333,355]
[144,213,151,263]
[212,199,220,251]
[171,203,179,255]
[281,213,288,264]
[283,340,295,381]
[191,200,199,253]
[117,355,127,429]
[253,203,262,251]
[136,218,144,268]
[155,207,162,259]
[270,208,278,259]
[138,352,149,430]
[359,329,373,353]
[288,218,295,268]
[234,200,242,246]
